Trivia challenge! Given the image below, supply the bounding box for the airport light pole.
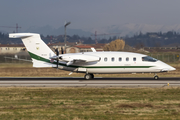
[64,21,71,53]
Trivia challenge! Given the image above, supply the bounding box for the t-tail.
[9,33,56,67]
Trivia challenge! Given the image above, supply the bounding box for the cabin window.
[133,57,136,61]
[119,57,122,61]
[111,57,115,62]
[104,57,107,62]
[126,57,129,61]
[142,56,157,62]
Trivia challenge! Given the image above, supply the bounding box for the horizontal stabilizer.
[9,33,33,38]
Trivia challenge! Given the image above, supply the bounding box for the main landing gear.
[84,74,94,80]
[154,74,159,80]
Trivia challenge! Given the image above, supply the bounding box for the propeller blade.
[54,48,59,68]
[57,59,59,68]
[55,48,59,56]
[61,47,64,54]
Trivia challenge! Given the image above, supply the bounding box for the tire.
[154,76,159,80]
[84,74,93,80]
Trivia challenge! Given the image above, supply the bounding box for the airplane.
[9,33,176,80]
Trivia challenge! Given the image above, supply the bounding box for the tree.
[103,39,125,51]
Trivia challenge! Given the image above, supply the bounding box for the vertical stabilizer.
[9,33,56,67]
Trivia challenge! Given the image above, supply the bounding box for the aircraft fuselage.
[56,52,175,74]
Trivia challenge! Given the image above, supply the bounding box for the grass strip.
[0,87,179,119]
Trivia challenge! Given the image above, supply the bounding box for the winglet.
[91,47,96,52]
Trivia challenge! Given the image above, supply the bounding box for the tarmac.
[0,77,179,87]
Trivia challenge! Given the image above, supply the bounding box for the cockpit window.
[142,56,157,62]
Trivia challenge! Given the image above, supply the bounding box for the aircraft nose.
[158,61,176,72]
[161,66,176,72]
[169,66,176,71]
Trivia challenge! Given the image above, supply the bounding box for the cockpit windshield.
[142,56,157,62]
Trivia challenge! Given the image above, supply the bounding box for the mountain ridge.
[2,23,180,37]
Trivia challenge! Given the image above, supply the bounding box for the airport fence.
[0,53,180,63]
[148,53,180,63]
[0,54,32,63]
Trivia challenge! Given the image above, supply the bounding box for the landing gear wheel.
[154,75,159,80]
[84,74,94,80]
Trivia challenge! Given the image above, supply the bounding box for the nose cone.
[169,66,176,71]
[161,66,176,72]
[157,61,176,72]
[160,64,176,72]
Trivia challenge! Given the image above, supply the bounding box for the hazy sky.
[1,0,180,32]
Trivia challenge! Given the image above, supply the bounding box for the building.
[0,44,26,54]
[48,42,77,54]
[73,45,94,52]
[0,42,105,55]
[67,44,104,53]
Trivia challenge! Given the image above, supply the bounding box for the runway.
[0,77,180,87]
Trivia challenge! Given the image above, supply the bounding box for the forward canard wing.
[51,54,100,66]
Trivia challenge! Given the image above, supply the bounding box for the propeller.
[61,47,64,54]
[55,48,59,68]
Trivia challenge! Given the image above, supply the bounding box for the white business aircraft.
[9,33,176,80]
